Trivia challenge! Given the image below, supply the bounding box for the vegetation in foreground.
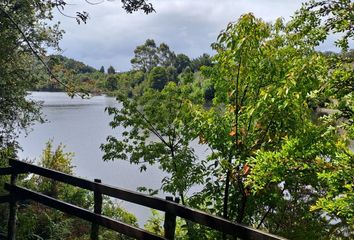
[0,141,137,239]
[0,0,353,239]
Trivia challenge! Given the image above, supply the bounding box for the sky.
[52,0,342,71]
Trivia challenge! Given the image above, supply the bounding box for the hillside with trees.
[0,0,353,239]
[32,40,215,102]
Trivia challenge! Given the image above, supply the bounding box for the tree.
[289,0,354,51]
[0,1,155,235]
[185,13,353,239]
[165,66,178,83]
[203,79,215,102]
[131,39,159,72]
[179,67,194,84]
[107,65,116,74]
[121,0,155,14]
[102,83,205,204]
[288,0,354,234]
[131,39,177,72]
[0,0,156,149]
[191,53,212,72]
[99,66,105,73]
[0,1,61,149]
[175,53,191,74]
[157,42,176,68]
[48,55,96,74]
[148,66,168,90]
[106,75,118,91]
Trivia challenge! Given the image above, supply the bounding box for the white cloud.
[51,0,346,71]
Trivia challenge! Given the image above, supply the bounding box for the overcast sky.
[53,0,344,71]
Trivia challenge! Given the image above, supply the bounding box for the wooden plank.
[91,179,102,240]
[164,196,179,240]
[0,166,29,176]
[8,173,18,240]
[9,159,286,240]
[0,195,11,204]
[5,184,165,240]
[10,159,96,190]
[0,167,14,176]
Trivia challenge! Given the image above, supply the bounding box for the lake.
[18,91,208,226]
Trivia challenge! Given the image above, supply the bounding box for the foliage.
[191,53,213,72]
[107,65,116,74]
[0,146,16,236]
[175,54,191,74]
[289,1,354,235]
[131,39,160,72]
[13,141,138,240]
[102,82,205,203]
[144,210,188,239]
[131,39,176,72]
[148,66,168,90]
[290,0,354,51]
[158,43,176,68]
[121,0,155,14]
[179,67,194,85]
[0,1,61,149]
[0,0,157,149]
[48,55,96,74]
[310,143,354,234]
[106,75,119,91]
[30,40,213,98]
[187,12,353,239]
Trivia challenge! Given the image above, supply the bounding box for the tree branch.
[0,5,86,98]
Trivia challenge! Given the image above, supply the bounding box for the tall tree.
[175,53,191,74]
[188,13,352,239]
[157,43,176,68]
[131,39,159,72]
[288,0,354,233]
[99,66,105,73]
[131,39,177,72]
[0,1,62,149]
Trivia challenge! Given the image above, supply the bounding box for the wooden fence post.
[8,172,18,240]
[91,179,102,240]
[164,196,180,240]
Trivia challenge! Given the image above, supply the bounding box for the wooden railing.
[0,158,286,240]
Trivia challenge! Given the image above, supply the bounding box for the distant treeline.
[34,39,216,101]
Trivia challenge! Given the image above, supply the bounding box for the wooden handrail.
[0,195,11,204]
[3,159,286,240]
[5,184,165,240]
[0,167,15,175]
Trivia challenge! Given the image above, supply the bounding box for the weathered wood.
[0,195,11,204]
[91,179,102,240]
[8,159,286,240]
[5,184,165,240]
[8,173,18,240]
[164,196,179,240]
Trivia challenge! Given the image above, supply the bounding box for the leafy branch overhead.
[0,0,156,148]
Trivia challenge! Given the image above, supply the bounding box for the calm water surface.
[18,91,208,225]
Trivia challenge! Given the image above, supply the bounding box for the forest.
[0,0,353,239]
